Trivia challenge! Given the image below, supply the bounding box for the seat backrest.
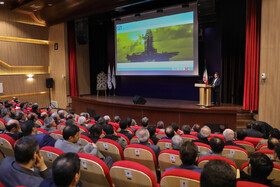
[116,133,130,145]
[234,140,255,156]
[160,169,200,187]
[78,125,89,134]
[0,134,15,161]
[78,153,113,187]
[244,137,264,147]
[156,132,167,139]
[222,146,248,168]
[40,146,64,169]
[57,123,66,131]
[77,134,93,147]
[198,155,237,174]
[181,134,199,142]
[126,128,135,135]
[209,134,225,141]
[255,149,274,160]
[237,181,269,187]
[110,160,158,187]
[124,144,158,179]
[96,138,124,161]
[50,131,63,140]
[158,150,181,175]
[0,118,7,131]
[37,128,49,134]
[193,142,211,157]
[36,119,44,126]
[130,136,153,145]
[259,144,268,150]
[157,139,172,151]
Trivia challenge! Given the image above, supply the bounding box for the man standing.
[212,72,221,106]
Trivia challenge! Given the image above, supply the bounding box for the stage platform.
[71,96,242,130]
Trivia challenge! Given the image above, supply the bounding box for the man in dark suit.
[4,119,23,141]
[0,136,51,187]
[212,72,221,105]
[118,119,134,140]
[136,128,160,158]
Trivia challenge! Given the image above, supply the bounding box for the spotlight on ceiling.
[0,2,4,5]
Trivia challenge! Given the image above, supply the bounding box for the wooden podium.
[195,83,213,107]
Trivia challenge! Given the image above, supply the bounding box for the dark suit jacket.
[0,157,51,187]
[5,132,23,141]
[193,137,210,145]
[212,78,221,92]
[138,142,161,158]
[33,133,56,148]
[246,129,264,138]
[118,130,134,140]
[225,141,246,150]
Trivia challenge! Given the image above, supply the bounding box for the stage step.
[236,110,254,129]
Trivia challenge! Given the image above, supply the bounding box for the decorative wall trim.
[0,91,48,98]
[0,36,49,45]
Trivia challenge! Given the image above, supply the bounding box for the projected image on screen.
[116,10,198,76]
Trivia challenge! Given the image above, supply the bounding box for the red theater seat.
[181,134,199,142]
[50,131,63,140]
[78,125,89,134]
[258,143,268,150]
[209,133,225,141]
[77,134,93,146]
[237,181,268,187]
[96,138,124,161]
[193,142,211,156]
[222,145,248,168]
[40,146,64,168]
[160,169,200,187]
[37,128,49,134]
[198,155,237,173]
[234,140,255,156]
[157,139,172,151]
[158,149,181,175]
[0,134,15,162]
[255,149,274,160]
[0,118,6,131]
[244,137,264,147]
[116,133,130,145]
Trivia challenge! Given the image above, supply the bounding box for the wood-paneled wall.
[259,0,280,128]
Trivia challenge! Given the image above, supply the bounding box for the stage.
[71,96,242,130]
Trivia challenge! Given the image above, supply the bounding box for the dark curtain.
[220,0,246,104]
[243,0,261,111]
[68,21,79,97]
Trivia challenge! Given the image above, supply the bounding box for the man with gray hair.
[51,112,61,125]
[172,135,184,150]
[193,125,211,145]
[42,117,57,134]
[103,115,111,124]
[78,116,90,131]
[223,128,245,150]
[157,121,165,132]
[58,110,65,120]
[2,108,11,122]
[141,117,149,127]
[136,128,160,157]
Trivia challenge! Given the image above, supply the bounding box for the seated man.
[51,112,61,125]
[191,124,200,133]
[171,135,183,151]
[141,117,149,127]
[170,122,183,135]
[40,153,81,187]
[58,109,66,120]
[15,110,26,126]
[126,117,136,133]
[118,119,134,140]
[0,136,51,187]
[82,124,102,143]
[21,120,56,148]
[162,125,176,140]
[223,128,245,150]
[193,125,211,145]
[239,153,274,186]
[165,141,201,173]
[147,125,159,145]
[246,122,264,138]
[136,128,160,158]
[268,137,279,150]
[78,116,90,130]
[4,119,23,140]
[201,160,236,187]
[1,107,12,122]
[200,136,234,161]
[66,118,75,126]
[42,117,57,134]
[114,115,121,124]
[182,125,191,135]
[236,129,247,141]
[257,128,280,150]
[273,143,280,166]
[157,121,165,132]
[103,124,126,149]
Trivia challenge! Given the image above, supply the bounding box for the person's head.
[6,119,20,132]
[172,135,183,150]
[170,123,179,132]
[58,110,65,119]
[21,120,37,136]
[53,153,80,187]
[32,104,39,112]
[249,153,273,179]
[40,112,48,120]
[268,137,279,150]
[270,128,280,139]
[219,125,226,134]
[51,112,60,122]
[214,72,219,79]
[119,120,128,130]
[93,114,100,121]
[141,117,149,127]
[131,119,137,126]
[200,160,236,187]
[78,116,86,125]
[14,136,39,165]
[126,117,132,127]
[147,125,157,137]
[89,124,103,137]
[44,117,56,128]
[192,124,200,132]
[20,102,26,109]
[237,129,247,140]
[200,126,211,138]
[114,116,120,123]
[47,106,52,112]
[66,114,74,120]
[252,121,261,132]
[179,141,198,165]
[165,125,175,138]
[223,129,235,141]
[63,125,80,143]
[136,128,150,143]
[246,123,252,129]
[27,113,37,121]
[103,115,111,124]
[97,117,106,126]
[1,108,10,117]
[15,110,26,121]
[274,143,280,161]
[103,124,115,135]
[66,119,75,126]
[157,121,164,129]
[209,136,224,153]
[182,125,191,134]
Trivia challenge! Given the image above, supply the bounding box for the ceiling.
[0,0,192,25]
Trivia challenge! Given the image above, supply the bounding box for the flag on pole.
[112,66,116,89]
[203,66,208,85]
[107,65,112,90]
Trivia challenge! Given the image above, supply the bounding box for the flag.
[112,66,116,89]
[203,67,208,84]
[107,65,112,90]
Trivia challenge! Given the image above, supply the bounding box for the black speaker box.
[133,95,146,105]
[46,78,54,88]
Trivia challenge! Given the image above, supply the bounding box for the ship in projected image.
[127,29,179,62]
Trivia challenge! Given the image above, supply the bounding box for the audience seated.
[257,128,280,149]
[40,153,81,187]
[51,112,61,125]
[58,110,66,120]
[126,117,136,133]
[28,113,40,127]
[157,121,165,132]
[1,108,12,122]
[42,117,57,134]
[171,135,183,150]
[170,122,183,135]
[141,117,149,127]
[114,115,121,123]
[253,121,273,139]
[118,119,134,140]
[182,124,191,135]
[239,152,274,186]
[191,123,200,133]
[82,124,102,143]
[15,110,26,126]
[268,137,279,150]
[193,125,211,145]
[97,117,106,126]
[147,125,159,145]
[200,160,236,187]
[237,129,247,140]
[66,118,75,126]
[165,141,201,173]
[223,128,245,150]
[136,128,160,157]
[246,122,264,138]
[21,120,56,148]
[78,116,90,130]
[32,104,41,119]
[200,136,234,161]
[40,112,48,121]
[162,125,176,140]
[103,124,126,149]
[0,136,51,187]
[4,119,23,141]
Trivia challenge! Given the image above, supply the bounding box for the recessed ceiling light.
[48,3,53,7]
[0,2,5,5]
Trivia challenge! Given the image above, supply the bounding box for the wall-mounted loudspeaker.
[46,78,54,88]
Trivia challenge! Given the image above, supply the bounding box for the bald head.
[268,138,279,150]
[136,128,150,143]
[223,129,235,141]
[200,126,211,138]
[6,119,20,132]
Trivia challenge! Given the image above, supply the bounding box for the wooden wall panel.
[259,0,280,128]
